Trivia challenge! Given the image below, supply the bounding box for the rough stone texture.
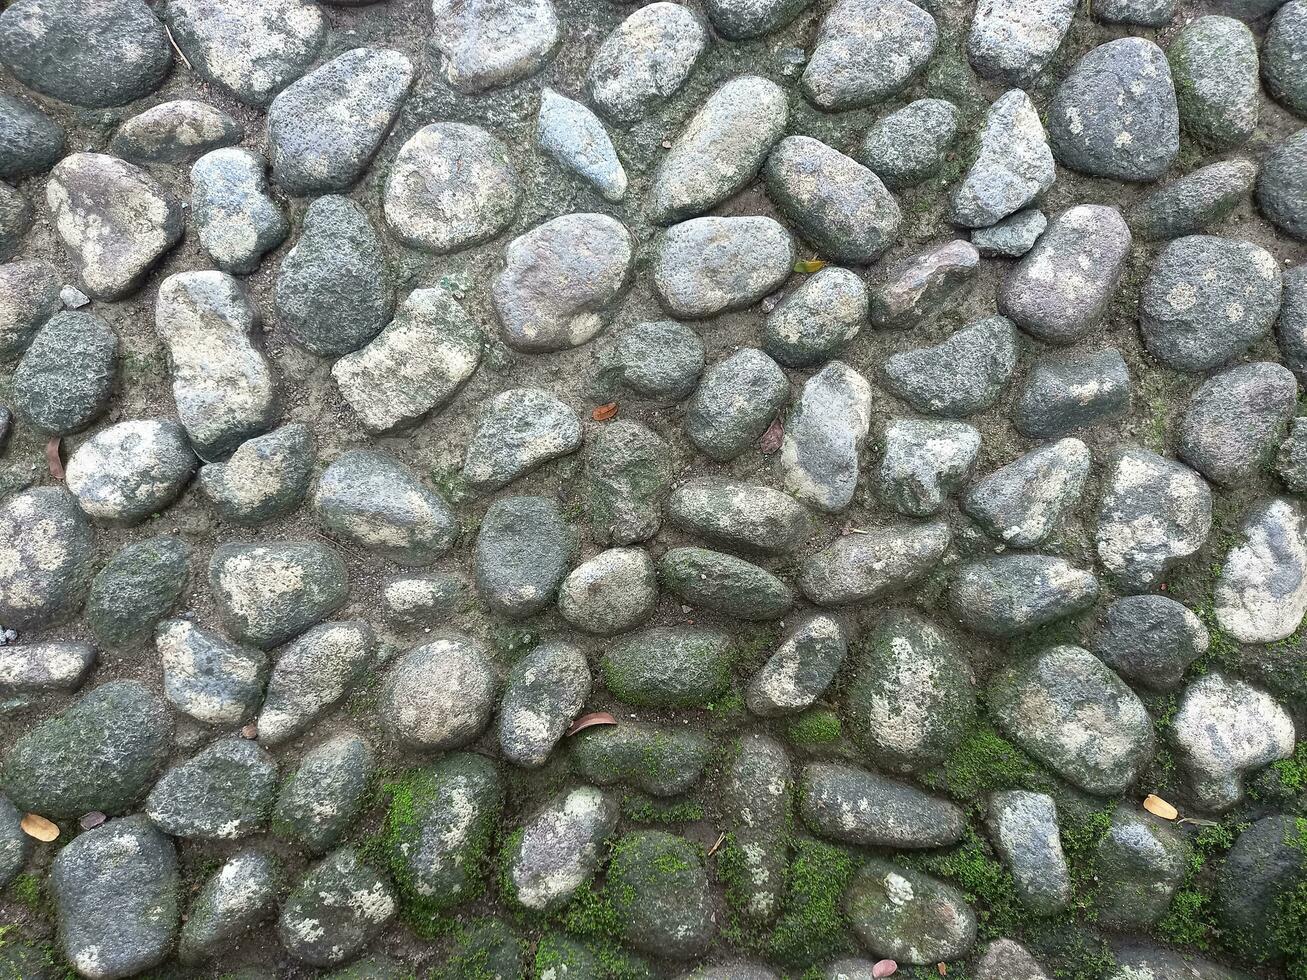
[801,0,939,111]
[538,88,627,201]
[609,831,714,960]
[208,541,348,648]
[594,319,705,401]
[860,98,959,190]
[498,639,590,767]
[587,2,707,126]
[1257,128,1307,241]
[967,0,1078,86]
[0,259,60,359]
[13,311,117,437]
[278,848,396,967]
[705,0,813,38]
[869,240,979,330]
[587,419,673,544]
[557,548,658,635]
[874,418,980,517]
[155,619,269,725]
[801,761,965,847]
[463,387,582,491]
[1094,807,1189,930]
[1093,595,1209,690]
[1178,362,1298,485]
[1012,347,1131,439]
[433,0,560,93]
[972,209,1047,257]
[843,860,977,964]
[506,787,619,911]
[976,940,1051,980]
[653,217,794,319]
[964,438,1090,547]
[780,361,873,512]
[881,315,1018,417]
[800,520,951,606]
[686,349,789,462]
[987,792,1071,916]
[569,723,712,796]
[111,100,241,165]
[950,90,1054,229]
[1168,15,1259,150]
[666,478,812,556]
[272,733,373,854]
[1265,0,1307,116]
[1214,497,1307,643]
[602,626,732,707]
[0,93,64,177]
[145,737,278,840]
[379,634,497,750]
[948,556,1099,636]
[474,495,576,618]
[1131,159,1258,240]
[0,487,95,630]
[64,420,196,526]
[257,621,376,746]
[746,613,847,717]
[191,148,288,274]
[178,849,279,964]
[199,424,315,525]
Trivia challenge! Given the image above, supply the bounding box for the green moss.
[923,721,1053,802]
[784,708,841,746]
[1269,740,1307,795]
[915,829,1023,940]
[620,793,703,825]
[6,874,42,913]
[559,881,623,943]
[764,837,859,968]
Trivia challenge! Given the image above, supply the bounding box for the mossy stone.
[609,831,714,960]
[86,535,191,648]
[601,626,732,708]
[569,723,712,796]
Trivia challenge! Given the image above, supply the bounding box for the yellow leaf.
[793,259,828,274]
[1143,794,1178,820]
[21,813,59,842]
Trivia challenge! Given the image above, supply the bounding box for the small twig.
[706,832,726,857]
[163,22,192,70]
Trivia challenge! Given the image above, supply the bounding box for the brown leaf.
[938,965,948,977]
[872,961,898,978]
[46,437,64,480]
[241,723,258,739]
[794,258,828,274]
[566,711,617,736]
[21,813,59,842]
[592,402,619,422]
[759,419,783,455]
[1143,794,1178,820]
[79,811,106,831]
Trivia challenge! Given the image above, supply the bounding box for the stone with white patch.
[380,634,498,750]
[208,540,349,648]
[0,640,94,697]
[0,487,95,630]
[949,555,1098,637]
[506,786,620,911]
[463,388,583,492]
[1178,362,1298,485]
[1012,347,1131,439]
[1214,497,1307,643]
[705,0,812,37]
[654,217,794,319]
[199,424,315,526]
[537,89,626,202]
[950,90,1054,228]
[278,848,396,968]
[985,791,1071,916]
[433,0,559,93]
[65,419,196,526]
[881,315,1018,418]
[382,572,465,629]
[875,418,980,517]
[976,940,1051,980]
[557,547,658,635]
[146,737,278,841]
[272,733,374,854]
[191,148,288,274]
[156,619,270,725]
[800,520,951,605]
[780,361,873,512]
[963,438,1090,547]
[257,621,377,746]
[843,859,977,964]
[967,0,1078,86]
[801,0,938,111]
[178,849,280,964]
[721,735,792,925]
[666,478,813,556]
[587,2,707,126]
[762,266,868,368]
[800,761,966,848]
[0,258,60,359]
[746,613,848,717]
[110,100,241,165]
[498,639,590,767]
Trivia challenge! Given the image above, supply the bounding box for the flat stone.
[609,831,714,960]
[967,0,1078,86]
[986,792,1071,916]
[948,556,1098,637]
[859,98,959,190]
[191,148,288,274]
[156,619,269,725]
[146,737,277,840]
[1094,0,1174,25]
[1179,362,1297,484]
[1256,128,1307,240]
[0,488,95,630]
[0,259,60,359]
[875,418,980,517]
[666,478,812,556]
[720,735,792,926]
[1012,347,1131,439]
[272,733,373,854]
[1215,497,1307,643]
[463,388,582,491]
[13,311,116,436]
[1265,0,1307,116]
[685,349,789,461]
[801,0,938,111]
[0,641,94,696]
[65,419,196,525]
[538,88,627,202]
[964,438,1090,547]
[498,639,590,767]
[278,849,395,968]
[199,424,315,526]
[178,850,279,963]
[506,787,619,911]
[433,0,559,93]
[1093,595,1209,690]
[586,420,672,544]
[257,620,376,746]
[881,315,1018,417]
[653,216,794,319]
[209,541,348,648]
[1095,808,1188,930]
[111,100,241,165]
[557,548,658,635]
[843,860,977,964]
[602,626,732,708]
[658,548,793,621]
[950,90,1054,228]
[799,520,951,605]
[746,613,848,717]
[1168,15,1259,150]
[780,361,872,512]
[475,495,576,618]
[972,208,1047,258]
[380,634,497,750]
[382,572,464,629]
[587,2,707,126]
[1132,159,1258,240]
[870,240,978,330]
[0,93,64,177]
[569,723,712,796]
[594,320,705,401]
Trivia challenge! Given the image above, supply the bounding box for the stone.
[278,849,396,967]
[1214,498,1307,643]
[463,388,582,491]
[1178,362,1297,484]
[0,94,63,177]
[493,213,634,352]
[199,424,315,525]
[498,639,590,767]
[587,420,673,544]
[275,195,391,357]
[313,450,458,565]
[51,817,178,980]
[46,153,183,299]
[1172,672,1295,811]
[610,831,714,960]
[146,738,277,840]
[1278,417,1307,492]
[801,0,938,111]
[1257,128,1307,240]
[1094,0,1174,24]
[155,271,279,460]
[746,613,848,717]
[666,478,812,556]
[967,0,1078,86]
[1168,15,1259,150]
[257,621,376,746]
[156,619,269,725]
[384,123,519,253]
[570,723,712,796]
[506,787,619,911]
[800,521,951,606]
[333,288,482,435]
[1094,807,1189,930]
[1107,946,1250,980]
[13,311,116,436]
[976,940,1051,980]
[65,420,196,525]
[705,0,812,37]
[0,641,94,696]
[964,438,1090,547]
[999,206,1130,344]
[1093,595,1210,690]
[950,90,1054,228]
[875,419,980,517]
[191,148,288,274]
[432,0,559,93]
[972,209,1047,258]
[602,626,732,708]
[475,495,576,618]
[272,733,373,854]
[843,860,977,964]
[720,734,792,924]
[0,182,29,261]
[379,635,498,750]
[780,361,872,512]
[1048,38,1179,181]
[988,645,1154,795]
[0,259,60,358]
[685,349,789,461]
[859,98,959,190]
[594,320,705,401]
[762,266,868,368]
[0,0,170,108]
[1132,159,1258,240]
[267,48,414,195]
[538,88,627,202]
[0,488,94,630]
[178,850,279,964]
[0,803,31,917]
[587,2,707,126]
[110,100,241,165]
[949,556,1098,637]
[1012,347,1131,439]
[1278,267,1307,382]
[653,217,794,319]
[382,573,464,629]
[1265,1,1307,116]
[557,548,658,635]
[650,76,788,224]
[1096,447,1213,592]
[869,240,979,330]
[441,921,526,978]
[881,315,1018,417]
[1217,815,1307,960]
[765,136,903,265]
[1,681,171,818]
[209,541,348,648]
[986,792,1071,916]
[658,548,792,621]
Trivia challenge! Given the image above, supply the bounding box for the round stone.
[587,2,707,126]
[65,420,197,525]
[380,635,498,750]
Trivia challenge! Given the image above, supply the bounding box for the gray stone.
[705,0,812,37]
[1168,15,1259,149]
[1094,807,1189,930]
[333,288,483,435]
[498,639,590,767]
[65,419,196,525]
[0,259,60,358]
[0,641,94,696]
[1132,159,1258,240]
[111,100,241,165]
[1108,946,1251,980]
[720,735,792,925]
[209,541,348,648]
[602,626,732,707]
[967,0,1077,86]
[178,850,279,964]
[964,438,1090,547]
[800,521,951,606]
[972,208,1047,257]
[146,738,277,840]
[275,195,391,356]
[278,849,396,967]
[801,0,938,111]
[558,548,657,635]
[463,388,582,491]
[570,723,712,796]
[999,205,1131,344]
[666,478,812,556]
[650,76,788,224]
[1,680,171,818]
[1257,127,1307,240]
[780,361,872,512]
[1012,347,1131,439]
[506,787,619,911]
[1048,38,1179,181]
[658,547,793,621]
[609,831,714,960]
[199,424,315,525]
[0,796,27,893]
[948,556,1098,637]
[765,136,903,265]
[191,148,287,274]
[51,816,177,980]
[1277,416,1307,491]
[538,88,627,202]
[0,488,94,630]
[46,153,183,299]
[986,792,1071,916]
[1217,815,1307,962]
[382,573,464,629]
[682,961,779,980]
[1093,595,1209,690]
[746,613,847,717]
[0,93,63,177]
[1280,266,1307,383]
[432,0,559,92]
[594,320,705,402]
[272,733,373,853]
[859,98,960,190]
[950,90,1054,228]
[1179,362,1297,484]
[13,311,116,436]
[0,0,170,108]
[763,266,867,368]
[156,619,269,725]
[155,271,279,460]
[653,216,794,318]
[257,621,376,746]
[685,349,788,461]
[587,2,707,126]
[1098,452,1208,596]
[587,420,673,544]
[1094,0,1174,24]
[1214,497,1307,643]
[843,860,977,964]
[875,419,980,517]
[475,495,576,617]
[988,646,1154,795]
[0,183,28,261]
[1265,1,1307,116]
[268,48,413,195]
[881,315,1018,417]
[869,240,979,330]
[380,634,498,750]
[826,960,880,980]
[976,940,1051,980]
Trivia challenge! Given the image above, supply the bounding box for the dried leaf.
[707,832,727,857]
[1143,794,1178,820]
[938,965,948,977]
[21,813,59,842]
[759,419,783,455]
[592,402,618,422]
[566,711,617,736]
[46,437,64,480]
[872,961,898,978]
[79,811,106,831]
[241,723,258,739]
[794,258,828,274]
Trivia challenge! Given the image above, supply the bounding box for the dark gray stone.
[1012,347,1131,438]
[986,792,1071,916]
[463,388,582,491]
[801,0,938,110]
[964,438,1090,547]
[658,547,792,621]
[1216,815,1307,960]
[0,93,63,177]
[0,183,28,261]
[594,320,705,401]
[65,419,196,525]
[146,737,277,841]
[208,541,349,648]
[762,267,868,368]
[1094,807,1189,930]
[199,424,315,526]
[587,420,673,544]
[380,634,497,750]
[1258,128,1307,240]
[781,361,873,512]
[111,100,241,165]
[191,148,288,274]
[977,940,1052,980]
[860,98,959,190]
[13,311,116,436]
[570,722,712,796]
[721,735,792,925]
[87,535,191,648]
[1278,265,1307,382]
[948,556,1098,637]
[498,639,590,767]
[273,733,374,853]
[1132,159,1258,240]
[972,209,1047,258]
[705,0,812,37]
[506,786,620,911]
[0,487,95,630]
[1265,0,1307,115]
[653,217,794,319]
[875,419,980,517]
[950,90,1054,228]
[156,619,269,725]
[1094,595,1210,690]
[557,548,657,635]
[870,240,979,330]
[278,848,396,967]
[602,626,732,707]
[475,495,576,618]
[587,2,706,126]
[746,613,847,717]
[0,258,60,358]
[800,520,951,606]
[1277,416,1307,491]
[178,849,279,964]
[843,860,977,964]
[881,315,1018,417]
[609,831,714,960]
[1179,362,1297,484]
[686,349,788,462]
[0,795,27,892]
[1168,15,1259,149]
[257,620,376,746]
[1094,0,1174,24]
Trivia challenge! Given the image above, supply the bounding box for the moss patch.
[763,836,859,968]
[784,708,841,746]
